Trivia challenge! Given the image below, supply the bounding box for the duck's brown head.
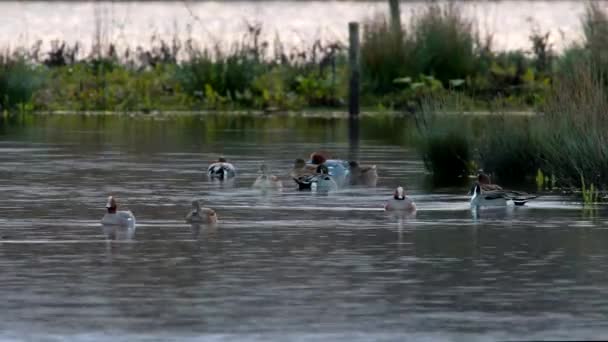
[106,196,117,214]
[477,172,491,185]
[310,151,329,165]
[218,157,227,163]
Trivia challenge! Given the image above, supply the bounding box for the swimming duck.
[291,159,317,189]
[186,200,218,224]
[311,164,338,192]
[293,164,338,192]
[470,183,537,208]
[385,186,416,212]
[348,161,378,187]
[308,151,350,187]
[207,157,236,180]
[253,164,283,190]
[476,172,503,191]
[101,196,136,227]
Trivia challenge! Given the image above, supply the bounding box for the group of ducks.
[101,151,537,227]
[206,152,379,191]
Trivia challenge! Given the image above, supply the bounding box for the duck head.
[258,164,270,180]
[310,152,328,165]
[316,164,330,175]
[191,200,201,213]
[393,186,406,200]
[294,158,306,169]
[106,196,117,214]
[218,157,227,163]
[472,183,482,198]
[477,172,492,185]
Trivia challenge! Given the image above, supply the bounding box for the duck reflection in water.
[189,222,218,240]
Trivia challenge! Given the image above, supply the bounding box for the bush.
[0,57,45,110]
[361,15,410,94]
[416,101,472,182]
[537,63,608,188]
[476,116,541,184]
[409,3,477,86]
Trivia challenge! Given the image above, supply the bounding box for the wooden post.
[389,0,402,37]
[348,22,360,118]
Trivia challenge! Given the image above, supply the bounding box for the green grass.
[0,1,604,115]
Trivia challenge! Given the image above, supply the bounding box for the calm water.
[1,113,608,341]
[1,1,594,52]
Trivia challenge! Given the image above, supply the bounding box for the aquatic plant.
[416,99,471,182]
[476,115,541,184]
[581,174,599,206]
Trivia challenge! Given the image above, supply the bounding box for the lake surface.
[2,1,593,53]
[1,113,608,341]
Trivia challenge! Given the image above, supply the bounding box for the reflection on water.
[1,113,608,341]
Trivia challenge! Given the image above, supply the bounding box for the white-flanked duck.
[348,161,378,187]
[253,164,283,190]
[294,164,338,192]
[207,157,236,180]
[186,200,218,224]
[308,151,350,187]
[312,164,338,193]
[101,196,136,227]
[385,186,416,212]
[470,183,537,208]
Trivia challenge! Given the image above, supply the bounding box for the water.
[1,1,595,53]
[1,113,608,341]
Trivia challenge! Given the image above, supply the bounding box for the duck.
[311,164,338,192]
[101,196,136,227]
[348,161,378,187]
[253,164,283,190]
[476,172,503,191]
[290,158,317,179]
[293,164,338,192]
[185,200,218,224]
[385,186,416,212]
[308,151,350,187]
[470,183,537,208]
[207,157,236,180]
[291,158,318,190]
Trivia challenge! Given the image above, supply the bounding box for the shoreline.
[19,109,537,118]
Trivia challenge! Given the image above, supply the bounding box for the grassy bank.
[418,64,608,196]
[1,2,596,113]
[416,2,608,194]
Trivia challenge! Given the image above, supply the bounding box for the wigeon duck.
[294,164,338,192]
[291,159,318,190]
[311,164,338,193]
[475,172,503,191]
[185,200,218,224]
[101,196,136,227]
[385,186,416,212]
[470,183,537,208]
[308,151,350,187]
[207,157,236,180]
[348,161,378,187]
[253,164,283,190]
